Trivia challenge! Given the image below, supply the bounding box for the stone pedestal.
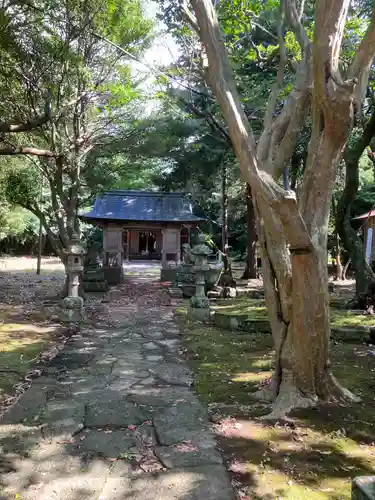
[168,287,184,299]
[60,296,86,323]
[190,269,210,309]
[352,476,375,499]
[82,242,108,292]
[160,267,177,282]
[188,305,211,322]
[103,265,124,285]
[82,267,108,292]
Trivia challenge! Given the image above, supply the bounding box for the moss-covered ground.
[0,320,56,396]
[211,298,375,329]
[178,313,375,499]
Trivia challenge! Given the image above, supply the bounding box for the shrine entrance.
[79,190,204,283]
[122,229,162,261]
[139,231,157,255]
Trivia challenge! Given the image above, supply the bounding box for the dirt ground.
[0,257,67,414]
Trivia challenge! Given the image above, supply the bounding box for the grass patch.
[212,298,267,318]
[212,298,375,329]
[180,319,375,499]
[330,310,375,328]
[0,321,56,401]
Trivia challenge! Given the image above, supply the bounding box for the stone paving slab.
[0,269,234,500]
[85,399,150,428]
[115,466,235,500]
[149,362,193,386]
[155,444,224,469]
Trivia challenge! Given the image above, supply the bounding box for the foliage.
[0,0,154,258]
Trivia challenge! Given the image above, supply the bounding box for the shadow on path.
[0,266,234,500]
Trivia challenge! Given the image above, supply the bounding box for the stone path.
[0,268,234,500]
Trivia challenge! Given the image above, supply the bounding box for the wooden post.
[126,230,130,262]
[161,228,167,268]
[36,219,43,275]
[36,171,43,275]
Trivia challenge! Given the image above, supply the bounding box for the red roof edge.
[353,209,375,220]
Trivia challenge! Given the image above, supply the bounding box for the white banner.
[365,227,373,264]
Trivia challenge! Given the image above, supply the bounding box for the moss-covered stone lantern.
[188,233,212,321]
[60,234,86,325]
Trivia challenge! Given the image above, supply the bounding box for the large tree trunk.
[33,208,81,299]
[256,148,354,417]
[242,184,257,279]
[189,0,375,416]
[336,109,375,297]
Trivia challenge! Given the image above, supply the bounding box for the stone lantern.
[60,234,86,325]
[188,233,212,321]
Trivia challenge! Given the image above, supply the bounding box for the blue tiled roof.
[79,190,204,223]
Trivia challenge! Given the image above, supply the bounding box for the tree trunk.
[221,162,228,256]
[334,246,344,281]
[189,0,374,416]
[256,194,354,417]
[242,184,257,279]
[342,258,351,280]
[331,200,344,281]
[36,218,43,276]
[336,109,375,296]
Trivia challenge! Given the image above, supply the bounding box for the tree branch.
[258,1,287,162]
[190,0,312,251]
[348,5,375,80]
[284,0,310,53]
[25,203,64,257]
[91,30,212,100]
[347,5,375,108]
[179,97,230,143]
[0,147,58,157]
[0,113,49,133]
[181,1,200,34]
[257,0,312,175]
